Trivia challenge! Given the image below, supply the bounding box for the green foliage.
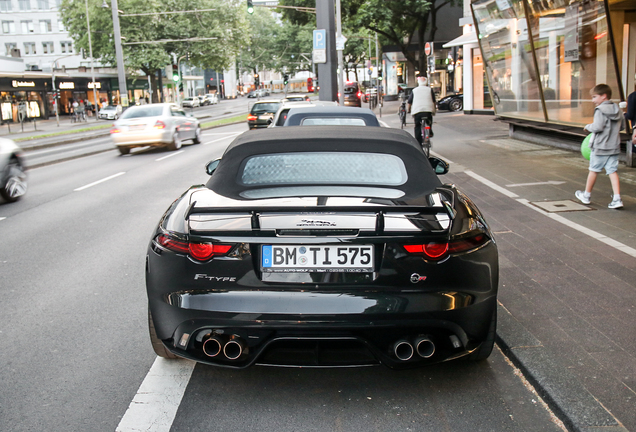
[60,0,249,74]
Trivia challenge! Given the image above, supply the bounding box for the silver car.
[98,104,122,120]
[181,97,200,108]
[0,138,27,202]
[110,104,201,155]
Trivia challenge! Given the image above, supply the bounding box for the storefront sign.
[564,4,579,62]
[88,82,101,89]
[11,80,35,88]
[59,82,75,89]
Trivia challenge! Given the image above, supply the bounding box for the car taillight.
[154,120,166,129]
[404,233,488,261]
[155,234,233,261]
[247,114,258,121]
[357,92,362,97]
[110,127,121,134]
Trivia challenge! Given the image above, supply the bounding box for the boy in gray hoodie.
[575,84,626,209]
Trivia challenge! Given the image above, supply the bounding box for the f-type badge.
[410,273,427,283]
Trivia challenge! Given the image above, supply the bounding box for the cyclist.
[407,76,436,146]
[76,100,86,122]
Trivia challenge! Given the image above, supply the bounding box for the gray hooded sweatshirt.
[586,101,625,155]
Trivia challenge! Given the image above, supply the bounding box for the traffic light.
[172,65,179,82]
[254,73,259,87]
[283,74,289,85]
[247,0,253,14]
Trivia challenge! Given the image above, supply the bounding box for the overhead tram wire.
[119,8,216,16]
[122,37,218,46]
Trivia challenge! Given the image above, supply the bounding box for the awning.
[442,31,478,48]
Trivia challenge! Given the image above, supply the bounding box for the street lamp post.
[51,54,75,127]
[85,0,99,120]
[103,0,128,108]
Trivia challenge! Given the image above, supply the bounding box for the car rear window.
[240,152,407,186]
[121,106,164,119]
[344,86,358,94]
[251,103,280,114]
[300,117,366,126]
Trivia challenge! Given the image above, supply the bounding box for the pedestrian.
[408,76,437,145]
[575,84,626,209]
[625,88,636,144]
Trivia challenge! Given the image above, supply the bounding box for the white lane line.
[74,172,125,191]
[155,150,184,162]
[203,132,242,146]
[116,357,195,432]
[461,168,636,258]
[506,181,566,187]
[465,170,519,198]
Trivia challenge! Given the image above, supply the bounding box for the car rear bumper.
[111,129,173,146]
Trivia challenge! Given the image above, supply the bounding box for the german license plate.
[258,115,272,120]
[129,124,146,131]
[261,245,374,273]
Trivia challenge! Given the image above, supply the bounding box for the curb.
[495,303,628,432]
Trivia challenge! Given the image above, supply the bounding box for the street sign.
[424,42,432,56]
[313,29,326,50]
[313,49,326,64]
[336,35,347,51]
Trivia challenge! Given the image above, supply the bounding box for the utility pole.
[105,0,128,108]
[315,0,337,102]
[335,0,344,105]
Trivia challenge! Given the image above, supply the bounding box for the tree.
[60,0,249,102]
[277,0,461,79]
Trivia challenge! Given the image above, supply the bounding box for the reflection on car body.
[110,103,201,155]
[0,138,27,202]
[145,126,499,369]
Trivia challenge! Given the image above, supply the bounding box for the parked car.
[437,93,463,112]
[110,103,201,155]
[361,87,377,104]
[145,126,499,368]
[98,104,122,120]
[283,106,380,127]
[181,97,200,108]
[204,94,219,105]
[247,91,258,98]
[0,138,27,202]
[247,99,282,129]
[343,82,362,107]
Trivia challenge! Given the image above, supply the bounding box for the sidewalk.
[378,99,635,432]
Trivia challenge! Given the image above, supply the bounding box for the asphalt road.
[0,120,566,431]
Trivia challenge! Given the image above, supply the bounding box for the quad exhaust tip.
[223,337,246,360]
[414,336,435,358]
[202,336,223,357]
[202,334,247,360]
[393,340,414,361]
[394,336,436,361]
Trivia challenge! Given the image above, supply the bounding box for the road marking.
[116,357,195,432]
[462,169,636,258]
[203,132,242,146]
[0,217,5,221]
[465,170,519,198]
[506,181,566,187]
[155,150,184,162]
[74,172,125,191]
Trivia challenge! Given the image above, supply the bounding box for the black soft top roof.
[206,126,442,200]
[283,106,380,126]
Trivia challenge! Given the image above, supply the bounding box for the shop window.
[0,1,12,12]
[21,20,34,33]
[61,41,72,53]
[5,42,17,56]
[24,42,36,55]
[2,21,15,34]
[39,20,52,33]
[42,41,54,54]
[18,0,30,10]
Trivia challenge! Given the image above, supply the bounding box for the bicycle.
[398,100,407,129]
[421,117,432,157]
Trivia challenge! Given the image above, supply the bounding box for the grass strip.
[200,114,246,129]
[14,123,112,142]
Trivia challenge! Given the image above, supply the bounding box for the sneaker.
[608,198,623,209]
[575,190,590,205]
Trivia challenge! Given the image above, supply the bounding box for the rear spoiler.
[186,202,456,234]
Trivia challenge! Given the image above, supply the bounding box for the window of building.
[57,19,64,32]
[42,41,53,54]
[2,21,16,34]
[5,42,17,56]
[23,42,36,55]
[18,0,30,10]
[21,20,34,33]
[0,0,12,12]
[37,0,49,9]
[39,19,52,33]
[60,41,72,53]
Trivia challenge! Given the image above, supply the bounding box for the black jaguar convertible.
[146,127,498,369]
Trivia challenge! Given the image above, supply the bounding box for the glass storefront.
[471,0,623,127]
